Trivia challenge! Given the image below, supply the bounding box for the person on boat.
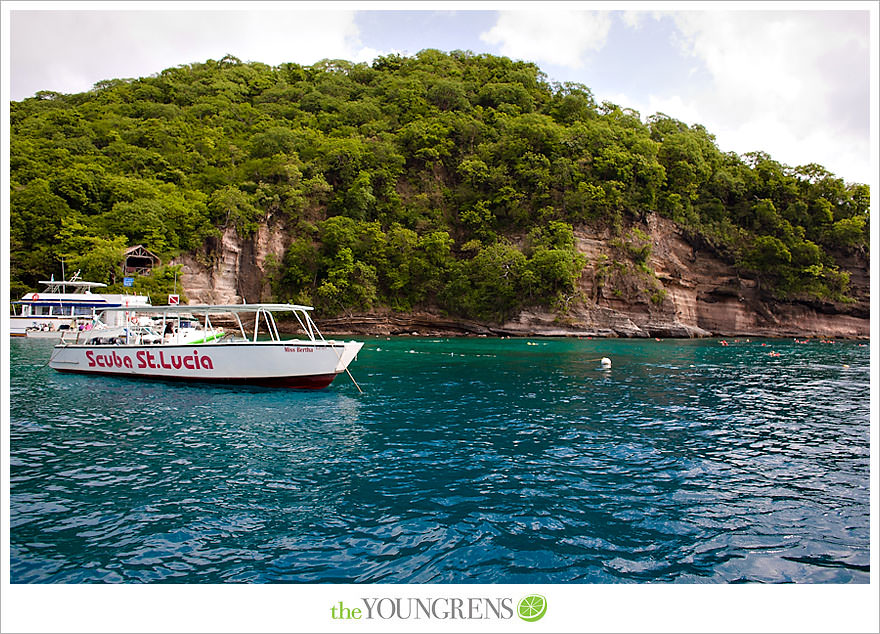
[164,321,175,342]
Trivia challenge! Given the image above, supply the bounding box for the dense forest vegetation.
[9,51,870,319]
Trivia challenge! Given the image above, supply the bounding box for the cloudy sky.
[3,2,877,185]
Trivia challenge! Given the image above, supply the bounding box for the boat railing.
[248,305,324,343]
[56,304,327,346]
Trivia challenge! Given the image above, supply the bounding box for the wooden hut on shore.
[122,245,160,276]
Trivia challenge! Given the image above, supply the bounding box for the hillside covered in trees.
[9,51,870,322]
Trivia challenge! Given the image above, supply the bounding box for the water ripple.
[9,337,870,583]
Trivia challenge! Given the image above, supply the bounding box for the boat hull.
[10,317,76,337]
[48,340,363,389]
[51,367,339,389]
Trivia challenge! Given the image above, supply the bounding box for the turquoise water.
[8,336,871,583]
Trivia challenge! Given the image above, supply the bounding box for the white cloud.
[10,9,371,99]
[619,10,871,183]
[672,12,866,130]
[479,10,612,69]
[613,90,870,186]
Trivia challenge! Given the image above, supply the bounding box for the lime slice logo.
[517,594,547,622]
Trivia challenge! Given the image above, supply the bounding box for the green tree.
[8,50,868,311]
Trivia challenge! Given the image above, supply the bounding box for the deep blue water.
[8,336,871,583]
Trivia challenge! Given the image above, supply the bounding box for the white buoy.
[600,357,612,369]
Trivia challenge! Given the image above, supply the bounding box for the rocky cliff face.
[175,224,286,305]
[175,215,870,338]
[554,213,870,339]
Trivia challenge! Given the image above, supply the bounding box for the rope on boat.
[301,310,363,394]
[344,366,364,394]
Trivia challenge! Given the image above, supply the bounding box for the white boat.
[48,304,364,390]
[10,271,151,337]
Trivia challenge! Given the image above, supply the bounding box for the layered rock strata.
[174,215,869,338]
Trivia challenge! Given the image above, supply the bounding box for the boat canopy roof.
[11,299,119,305]
[98,303,315,313]
[37,280,107,290]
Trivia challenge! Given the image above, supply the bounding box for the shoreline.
[307,311,870,341]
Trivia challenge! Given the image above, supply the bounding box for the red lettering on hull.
[113,349,216,371]
[86,350,133,368]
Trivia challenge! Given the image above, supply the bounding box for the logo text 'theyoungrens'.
[330,597,515,621]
